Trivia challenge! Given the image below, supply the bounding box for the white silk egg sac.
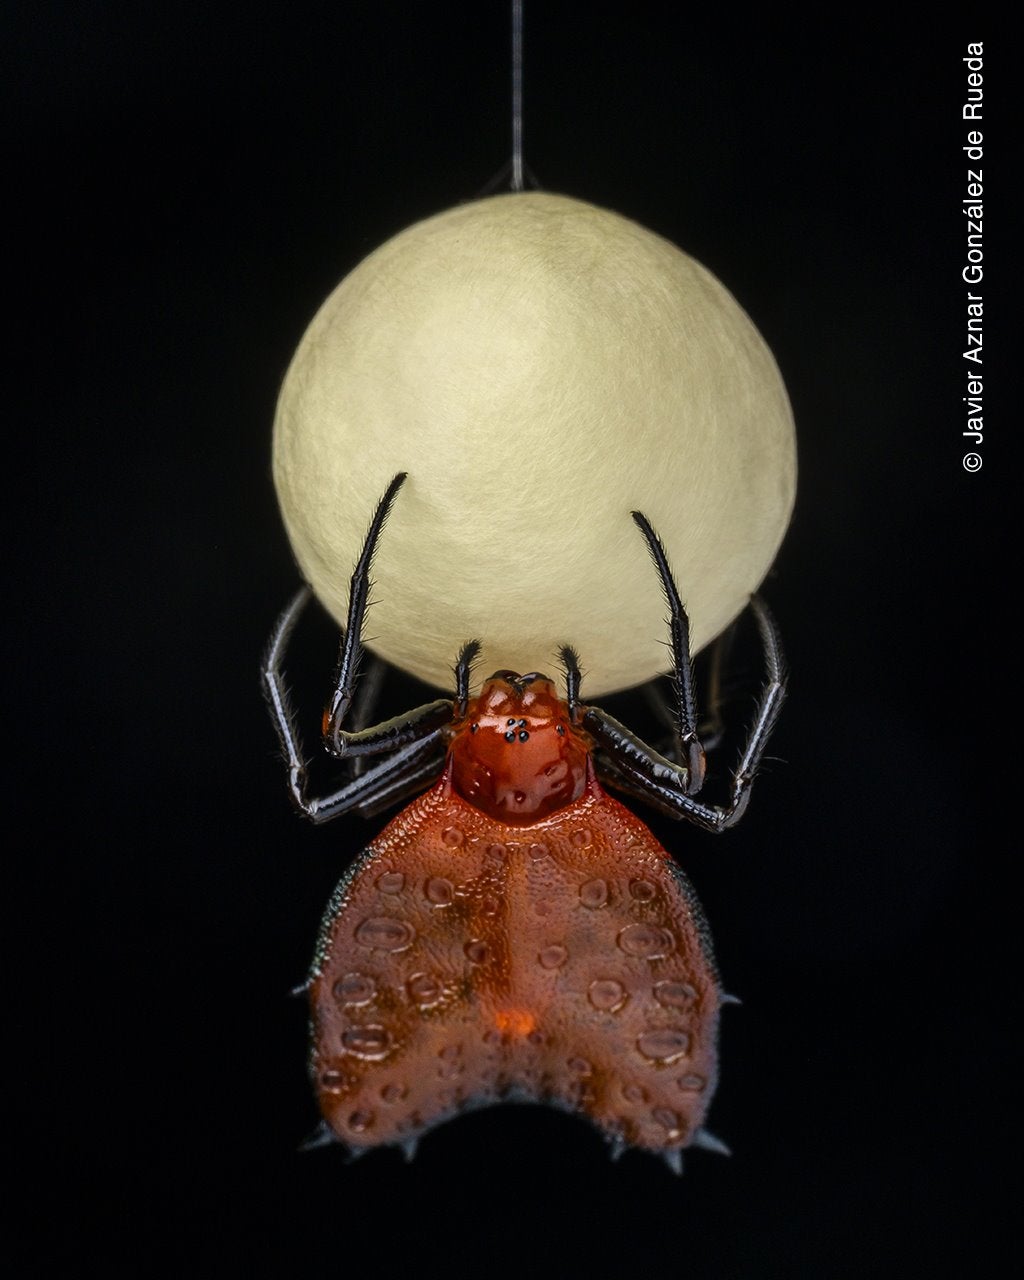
[273,191,795,696]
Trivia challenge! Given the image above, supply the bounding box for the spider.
[263,472,785,1171]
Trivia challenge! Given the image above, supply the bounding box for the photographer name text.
[961,42,984,473]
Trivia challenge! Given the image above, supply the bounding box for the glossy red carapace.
[448,672,588,821]
[308,672,720,1159]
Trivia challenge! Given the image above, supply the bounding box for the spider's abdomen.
[309,765,721,1158]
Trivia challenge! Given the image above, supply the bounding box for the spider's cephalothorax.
[263,473,785,1172]
[447,673,588,823]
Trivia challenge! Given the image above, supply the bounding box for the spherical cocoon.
[273,192,795,697]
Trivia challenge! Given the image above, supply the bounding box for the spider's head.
[447,672,589,824]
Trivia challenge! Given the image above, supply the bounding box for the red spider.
[264,473,785,1172]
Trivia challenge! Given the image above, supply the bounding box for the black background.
[10,7,1004,1276]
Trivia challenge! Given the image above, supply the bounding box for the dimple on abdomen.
[309,784,720,1155]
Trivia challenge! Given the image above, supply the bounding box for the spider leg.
[352,746,449,819]
[263,475,469,821]
[559,644,583,724]
[454,639,482,719]
[590,747,691,821]
[303,737,448,826]
[630,511,706,793]
[262,584,452,823]
[319,473,453,760]
[346,652,387,777]
[587,596,786,833]
[343,639,480,817]
[639,622,737,760]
